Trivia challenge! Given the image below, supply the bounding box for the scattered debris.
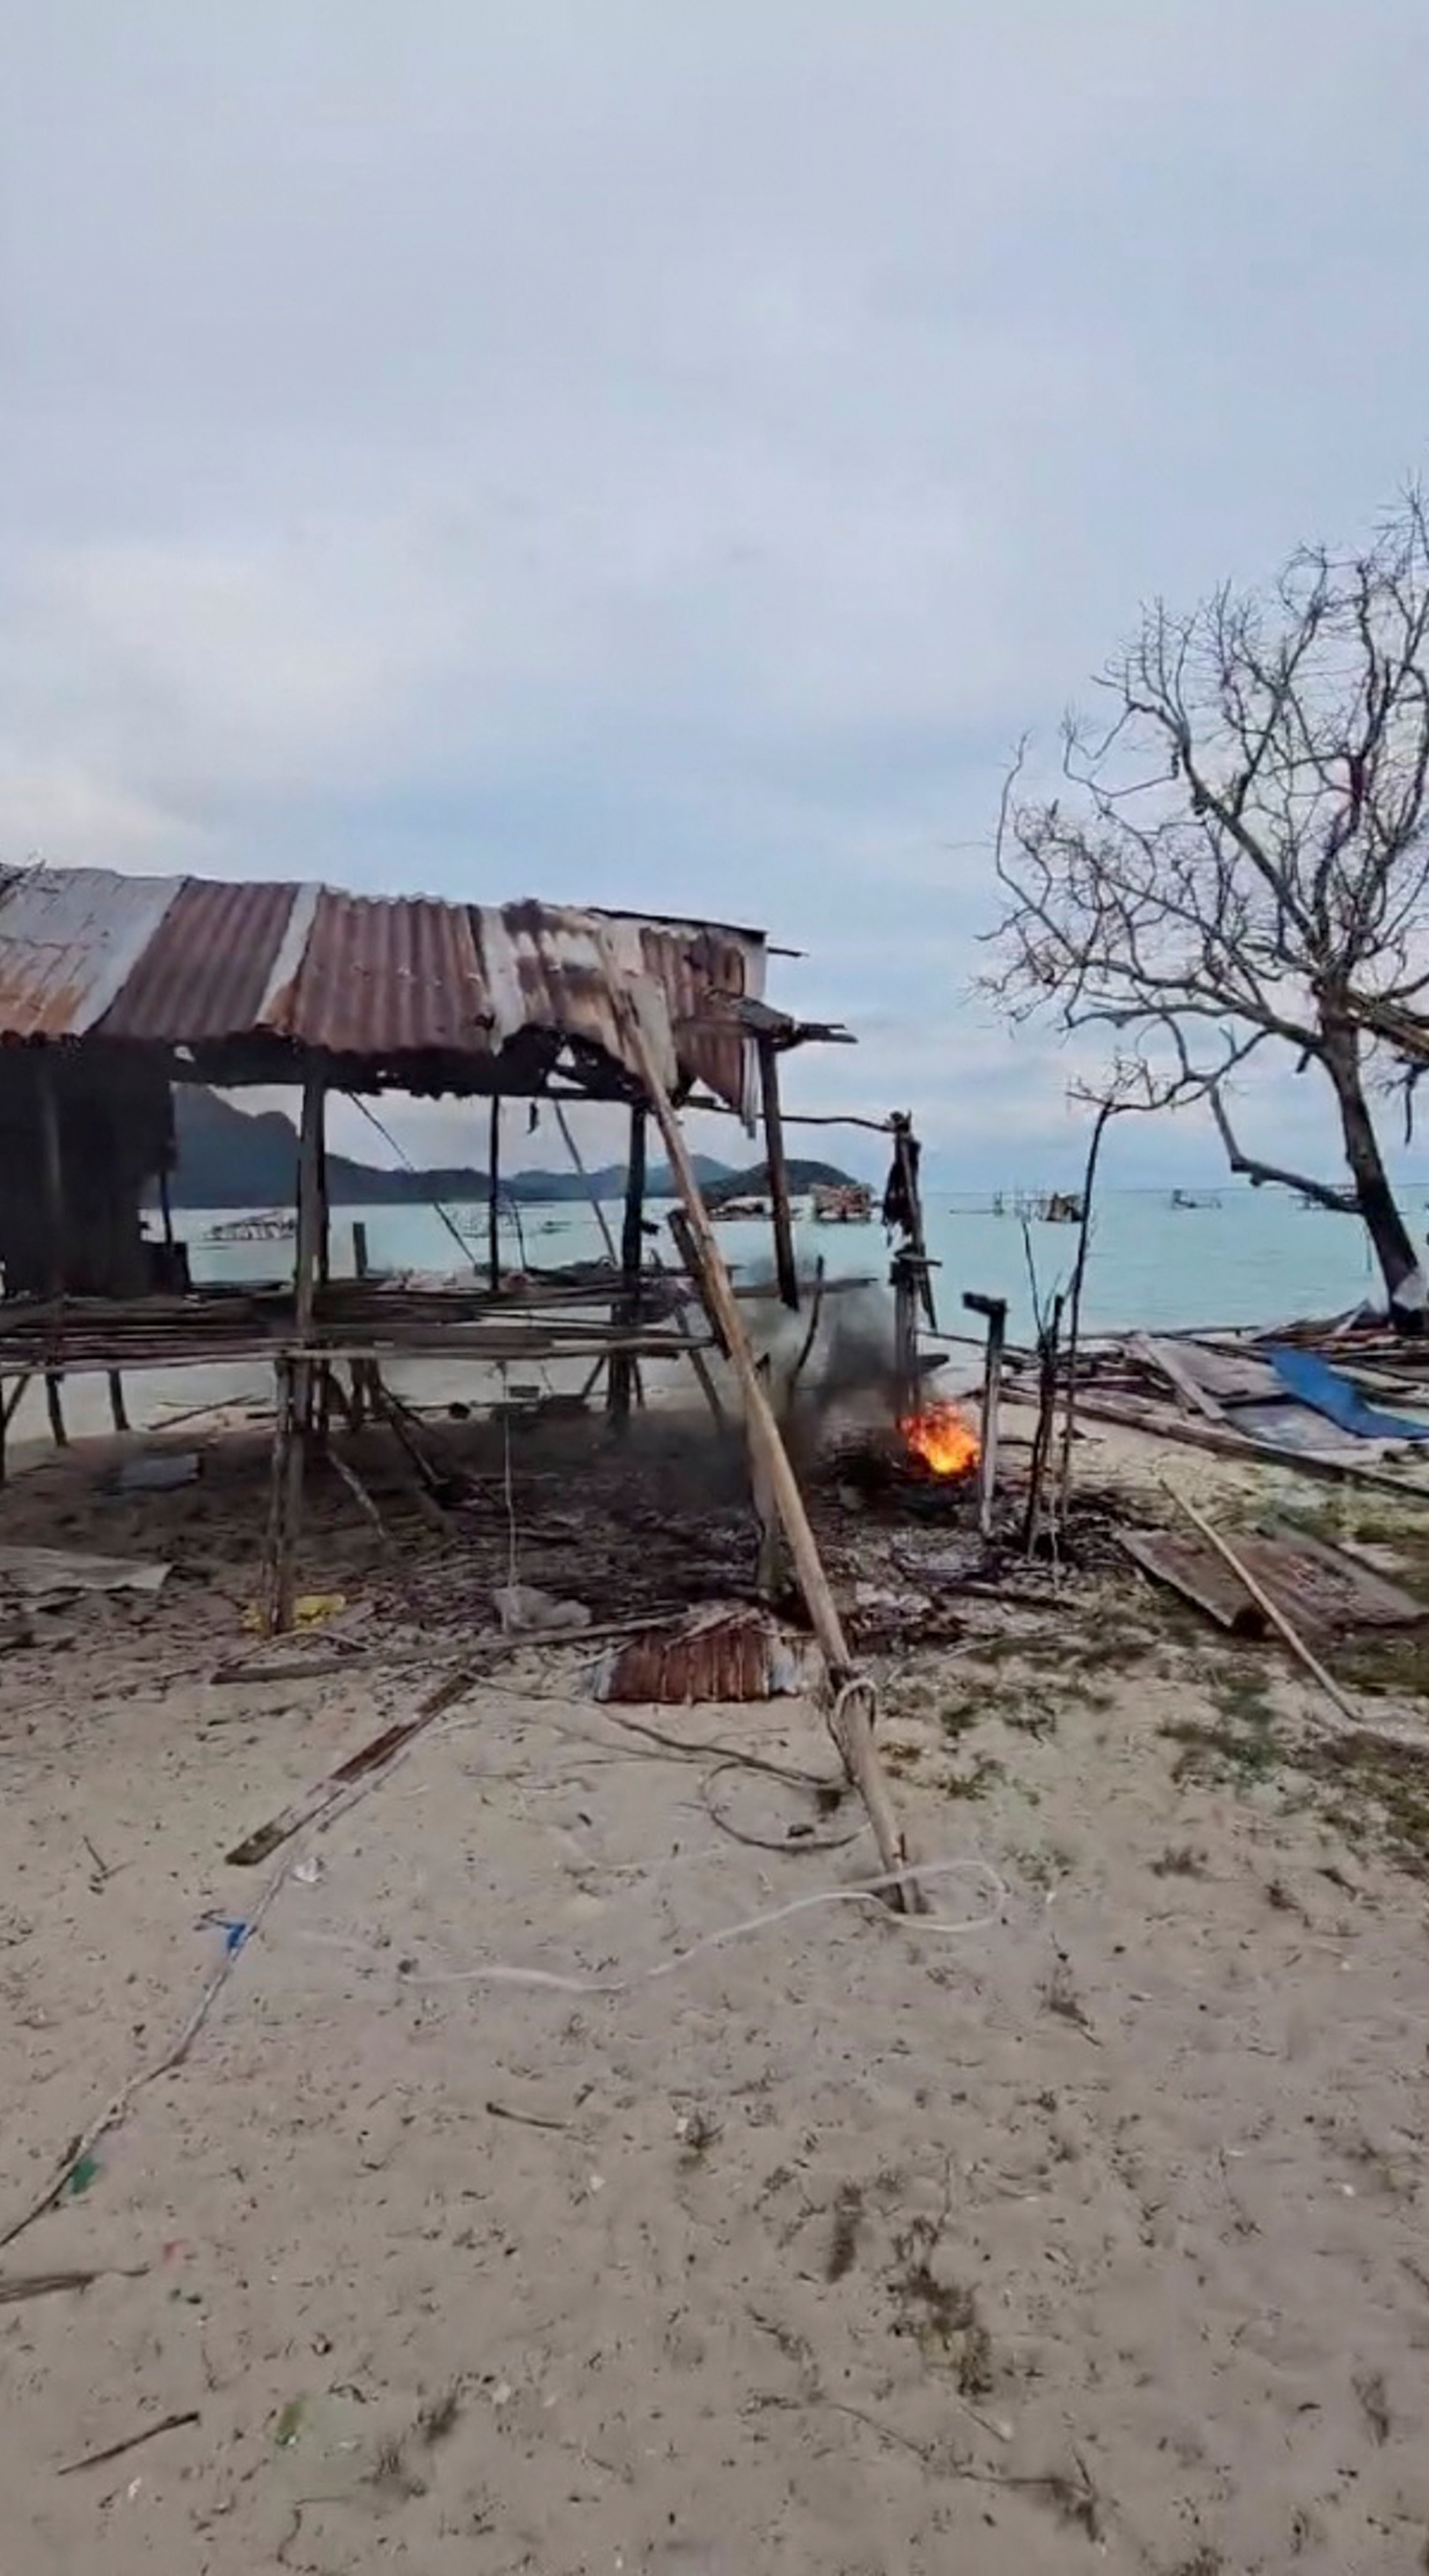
[114,1451,200,1494]
[274,2398,306,2450]
[0,2263,146,2307]
[492,1582,589,1635]
[0,1544,169,1603]
[593,1602,816,1704]
[1121,1522,1429,1640]
[58,2409,200,2478]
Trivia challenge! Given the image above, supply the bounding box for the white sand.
[3,1405,1429,2573]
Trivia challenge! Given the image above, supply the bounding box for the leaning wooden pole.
[598,951,921,1907]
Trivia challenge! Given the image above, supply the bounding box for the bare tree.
[986,492,1429,1319]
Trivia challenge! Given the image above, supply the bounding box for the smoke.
[735,1263,903,1457]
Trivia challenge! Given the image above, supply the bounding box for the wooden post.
[349,1221,371,1428]
[487,1096,502,1295]
[597,948,920,1907]
[757,1034,799,1312]
[963,1292,1006,1540]
[158,1164,175,1248]
[607,1103,646,1425]
[1059,1099,1116,1500]
[892,1252,918,1421]
[107,1372,129,1433]
[267,1070,325,1633]
[38,1057,68,1448]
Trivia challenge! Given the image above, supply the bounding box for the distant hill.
[156,1085,740,1209]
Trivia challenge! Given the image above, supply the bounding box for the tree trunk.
[1323,1028,1424,1325]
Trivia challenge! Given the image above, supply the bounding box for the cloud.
[3,0,1429,1178]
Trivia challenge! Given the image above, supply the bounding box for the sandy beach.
[3,1386,1429,2576]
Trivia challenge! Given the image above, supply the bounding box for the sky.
[4,0,1429,1188]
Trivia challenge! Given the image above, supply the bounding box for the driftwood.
[59,2411,200,2478]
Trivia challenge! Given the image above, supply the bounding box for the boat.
[811,1181,874,1225]
[1170,1190,1222,1211]
[202,1210,296,1245]
[710,1196,770,1222]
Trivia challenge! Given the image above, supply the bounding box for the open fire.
[898,1398,981,1480]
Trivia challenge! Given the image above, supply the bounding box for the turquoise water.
[184,1183,1423,1346]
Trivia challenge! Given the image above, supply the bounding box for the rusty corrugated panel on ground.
[1122,1525,1429,1637]
[98,877,304,1042]
[0,868,184,1039]
[594,1603,811,1703]
[291,889,491,1059]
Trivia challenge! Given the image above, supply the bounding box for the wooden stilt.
[267,1071,325,1633]
[38,1058,68,1449]
[757,1034,800,1312]
[44,1375,67,1448]
[107,1371,129,1433]
[597,948,921,1907]
[607,1103,646,1426]
[350,1222,372,1427]
[892,1253,918,1421]
[158,1165,175,1247]
[487,1097,502,1294]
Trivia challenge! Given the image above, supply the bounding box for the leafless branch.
[984,489,1429,1306]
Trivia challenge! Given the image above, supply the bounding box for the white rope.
[409,1856,1007,1996]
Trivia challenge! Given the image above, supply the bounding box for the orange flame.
[900,1399,981,1479]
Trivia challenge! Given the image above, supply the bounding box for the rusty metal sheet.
[594,1603,811,1703]
[1121,1525,1429,1638]
[0,867,183,1039]
[98,876,304,1042]
[0,863,771,1110]
[291,889,491,1059]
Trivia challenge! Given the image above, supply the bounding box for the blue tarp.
[1267,1344,1429,1443]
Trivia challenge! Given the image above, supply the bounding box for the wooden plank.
[1130,1333,1230,1422]
[1122,1522,1429,1640]
[1121,1527,1267,1633]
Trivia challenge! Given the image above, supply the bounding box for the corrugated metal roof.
[0,865,770,1113]
[0,868,184,1039]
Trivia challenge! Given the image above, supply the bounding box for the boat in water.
[811,1181,874,1224]
[202,1210,296,1245]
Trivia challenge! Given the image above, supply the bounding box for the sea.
[186,1183,1429,1347]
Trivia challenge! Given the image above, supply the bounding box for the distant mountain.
[155,1085,738,1209]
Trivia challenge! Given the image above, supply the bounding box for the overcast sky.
[4,2,1428,1184]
